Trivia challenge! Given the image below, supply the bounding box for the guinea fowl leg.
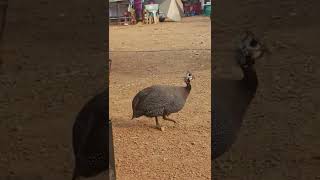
[162,115,177,124]
[155,116,161,128]
[155,117,165,131]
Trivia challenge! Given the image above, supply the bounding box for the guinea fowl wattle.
[212,31,267,159]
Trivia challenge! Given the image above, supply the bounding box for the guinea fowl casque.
[71,59,114,180]
[212,31,268,159]
[131,71,194,131]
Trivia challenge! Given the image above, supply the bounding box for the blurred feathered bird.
[72,59,113,180]
[132,71,194,130]
[212,31,268,159]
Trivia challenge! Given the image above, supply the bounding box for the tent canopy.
[155,0,184,21]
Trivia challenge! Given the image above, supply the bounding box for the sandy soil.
[213,0,320,180]
[0,1,107,179]
[109,16,211,179]
[1,0,320,180]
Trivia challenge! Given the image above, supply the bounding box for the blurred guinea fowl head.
[184,71,194,84]
[237,31,269,68]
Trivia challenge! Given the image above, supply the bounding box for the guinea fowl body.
[212,67,258,159]
[132,84,191,119]
[72,59,112,180]
[212,31,265,159]
[72,90,108,180]
[131,72,194,129]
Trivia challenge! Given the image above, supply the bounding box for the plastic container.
[203,4,211,16]
[144,4,159,12]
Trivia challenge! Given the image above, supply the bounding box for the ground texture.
[0,1,107,179]
[213,0,320,180]
[110,16,211,180]
[1,0,320,180]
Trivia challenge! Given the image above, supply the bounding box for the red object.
[183,4,192,14]
[183,2,201,15]
[192,2,201,14]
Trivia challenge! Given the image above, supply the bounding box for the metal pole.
[109,120,116,180]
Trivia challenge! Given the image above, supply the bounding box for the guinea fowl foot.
[156,125,165,131]
[155,117,165,131]
[163,116,177,124]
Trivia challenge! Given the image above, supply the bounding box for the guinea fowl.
[131,71,194,131]
[212,31,268,159]
[72,59,113,180]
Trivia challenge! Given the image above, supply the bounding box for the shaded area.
[213,0,320,179]
[0,0,107,179]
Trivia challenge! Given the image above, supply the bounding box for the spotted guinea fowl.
[72,59,113,180]
[212,31,268,159]
[131,71,194,130]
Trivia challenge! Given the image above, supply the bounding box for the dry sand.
[1,0,320,179]
[213,0,320,179]
[110,16,211,179]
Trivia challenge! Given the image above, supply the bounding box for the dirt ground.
[1,0,320,180]
[213,0,320,180]
[109,16,211,179]
[0,1,107,179]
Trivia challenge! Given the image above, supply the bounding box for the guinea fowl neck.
[185,81,191,92]
[182,81,191,99]
[240,65,258,95]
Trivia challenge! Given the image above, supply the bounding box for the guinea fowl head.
[237,31,267,68]
[236,31,269,93]
[184,71,194,84]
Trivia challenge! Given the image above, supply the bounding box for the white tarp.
[155,0,184,21]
